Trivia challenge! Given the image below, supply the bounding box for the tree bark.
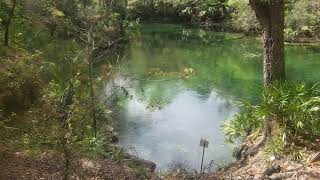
[4,0,17,46]
[87,25,97,138]
[88,52,97,138]
[241,0,285,158]
[249,0,285,86]
[59,82,74,180]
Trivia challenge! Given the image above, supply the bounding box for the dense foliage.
[285,0,320,40]
[227,0,260,33]
[127,0,229,25]
[229,0,320,38]
[0,0,128,164]
[127,0,320,40]
[0,48,42,115]
[225,81,320,156]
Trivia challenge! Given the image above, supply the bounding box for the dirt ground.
[209,150,320,180]
[2,144,320,180]
[0,145,154,180]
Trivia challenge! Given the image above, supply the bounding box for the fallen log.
[123,153,156,172]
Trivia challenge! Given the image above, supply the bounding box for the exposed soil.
[2,143,320,180]
[0,145,156,180]
[209,150,320,180]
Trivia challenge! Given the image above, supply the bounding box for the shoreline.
[135,21,320,45]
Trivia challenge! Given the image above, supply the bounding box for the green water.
[114,23,320,170]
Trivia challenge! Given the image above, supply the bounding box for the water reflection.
[119,89,237,170]
[109,23,320,170]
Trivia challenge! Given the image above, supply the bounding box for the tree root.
[259,165,281,179]
[243,132,267,158]
[269,171,320,180]
[243,120,272,159]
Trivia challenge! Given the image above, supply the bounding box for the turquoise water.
[111,23,320,171]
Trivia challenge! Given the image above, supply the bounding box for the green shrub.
[224,101,263,142]
[225,81,320,149]
[263,130,285,159]
[286,0,320,39]
[0,50,43,115]
[127,0,229,24]
[262,81,320,140]
[227,0,260,33]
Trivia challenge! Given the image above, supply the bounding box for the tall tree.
[242,0,286,158]
[249,0,285,86]
[0,0,17,46]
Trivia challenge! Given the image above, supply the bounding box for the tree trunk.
[88,53,97,138]
[249,0,285,86]
[59,82,74,180]
[4,0,17,46]
[241,0,285,158]
[87,26,97,138]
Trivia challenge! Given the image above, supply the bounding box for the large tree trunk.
[241,0,285,158]
[4,0,17,46]
[249,0,285,86]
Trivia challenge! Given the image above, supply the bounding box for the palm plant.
[225,81,320,153]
